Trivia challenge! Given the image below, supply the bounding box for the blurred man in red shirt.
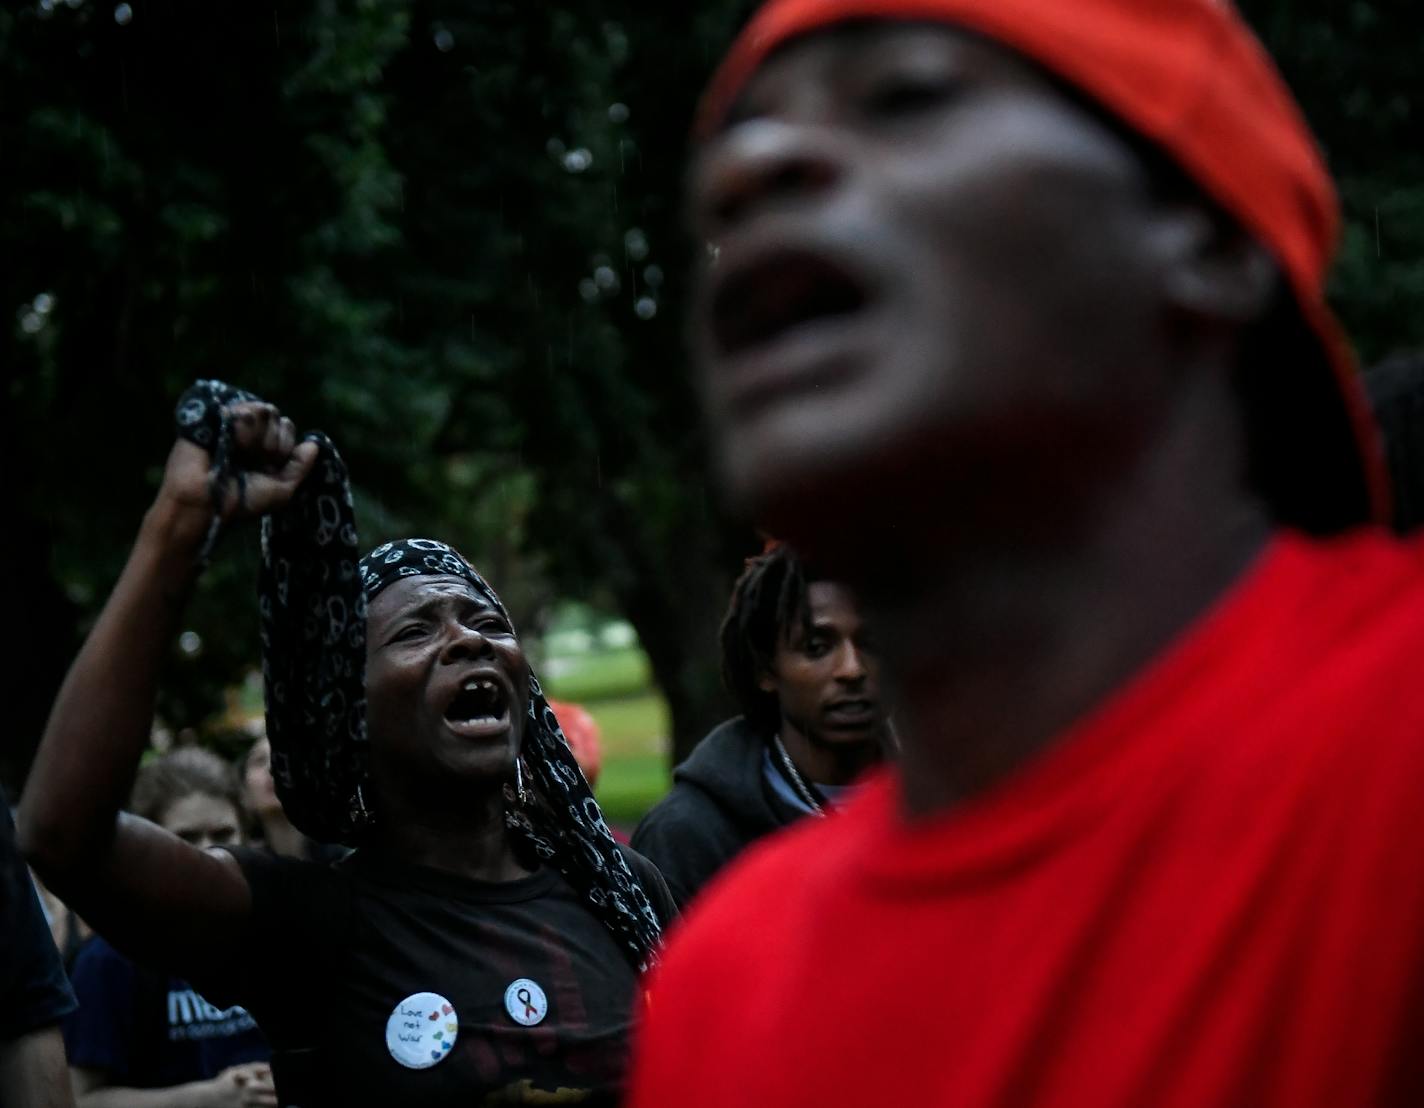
[628,2,1424,1105]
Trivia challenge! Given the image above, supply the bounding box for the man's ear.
[1158,203,1277,325]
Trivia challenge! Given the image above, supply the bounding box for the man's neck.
[778,723,884,788]
[861,371,1272,820]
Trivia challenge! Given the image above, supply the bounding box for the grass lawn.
[538,647,651,702]
[593,749,671,829]
[580,689,669,831]
[580,692,672,829]
[543,652,675,829]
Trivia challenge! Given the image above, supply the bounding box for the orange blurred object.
[547,699,603,788]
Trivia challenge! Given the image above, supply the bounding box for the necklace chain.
[772,734,826,818]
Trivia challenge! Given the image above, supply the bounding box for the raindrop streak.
[113,2,131,24]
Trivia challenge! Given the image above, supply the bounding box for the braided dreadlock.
[719,545,821,737]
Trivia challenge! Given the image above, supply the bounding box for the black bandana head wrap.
[174,382,663,970]
[358,538,484,600]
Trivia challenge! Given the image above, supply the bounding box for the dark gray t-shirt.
[204,846,673,1107]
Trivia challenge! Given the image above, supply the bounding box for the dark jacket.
[631,717,805,909]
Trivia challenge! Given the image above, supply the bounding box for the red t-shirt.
[629,529,1424,1107]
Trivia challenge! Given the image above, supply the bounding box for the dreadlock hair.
[1365,351,1424,534]
[130,746,243,826]
[719,544,820,737]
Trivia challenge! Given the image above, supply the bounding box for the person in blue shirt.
[63,748,274,1108]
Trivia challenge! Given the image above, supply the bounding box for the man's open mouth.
[711,248,870,359]
[824,698,877,726]
[443,676,512,738]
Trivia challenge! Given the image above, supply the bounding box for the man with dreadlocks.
[21,391,673,1108]
[632,543,888,908]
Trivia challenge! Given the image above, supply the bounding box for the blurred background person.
[63,748,274,1108]
[239,732,304,860]
[240,731,344,864]
[2,791,76,1108]
[633,543,888,907]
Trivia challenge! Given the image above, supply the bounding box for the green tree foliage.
[1242,0,1424,361]
[3,0,414,780]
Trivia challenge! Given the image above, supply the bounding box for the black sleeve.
[617,844,680,932]
[192,846,352,1023]
[0,797,77,1040]
[630,796,734,912]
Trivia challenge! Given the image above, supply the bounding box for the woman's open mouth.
[442,675,513,739]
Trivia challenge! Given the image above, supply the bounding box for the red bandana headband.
[698,0,1390,528]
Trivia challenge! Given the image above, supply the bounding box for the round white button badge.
[385,991,458,1070]
[503,978,548,1027]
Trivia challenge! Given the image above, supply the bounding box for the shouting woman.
[21,390,672,1107]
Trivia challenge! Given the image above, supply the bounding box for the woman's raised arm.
[19,401,317,974]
